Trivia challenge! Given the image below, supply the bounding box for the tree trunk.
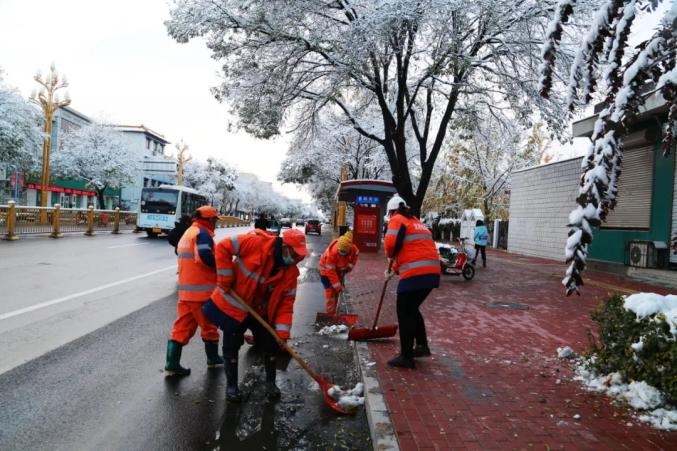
[96,187,107,210]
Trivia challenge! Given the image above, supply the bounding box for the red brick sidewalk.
[346,249,675,450]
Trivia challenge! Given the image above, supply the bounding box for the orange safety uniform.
[384,213,440,280]
[319,239,359,313]
[170,219,220,345]
[210,229,298,340]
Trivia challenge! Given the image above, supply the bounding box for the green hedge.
[588,294,677,404]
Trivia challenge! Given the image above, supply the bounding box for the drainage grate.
[485,302,530,310]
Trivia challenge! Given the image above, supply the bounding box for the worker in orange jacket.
[164,206,224,377]
[319,231,359,314]
[384,195,440,369]
[202,227,308,402]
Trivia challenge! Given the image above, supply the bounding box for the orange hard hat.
[282,228,308,257]
[197,206,219,218]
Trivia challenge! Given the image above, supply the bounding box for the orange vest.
[210,229,299,339]
[177,224,217,301]
[384,214,440,279]
[319,240,360,288]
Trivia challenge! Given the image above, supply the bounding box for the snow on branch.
[538,0,577,98]
[559,1,676,295]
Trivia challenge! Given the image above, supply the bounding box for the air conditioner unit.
[625,240,658,268]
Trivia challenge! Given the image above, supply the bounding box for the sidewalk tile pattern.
[346,249,675,450]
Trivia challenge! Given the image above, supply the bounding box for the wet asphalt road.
[0,229,370,450]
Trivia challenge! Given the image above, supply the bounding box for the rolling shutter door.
[602,133,654,229]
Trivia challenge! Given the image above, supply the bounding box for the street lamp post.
[174,139,191,186]
[29,63,70,222]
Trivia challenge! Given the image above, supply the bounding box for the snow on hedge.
[623,293,677,336]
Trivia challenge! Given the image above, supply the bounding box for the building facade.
[508,94,676,269]
[25,106,120,209]
[114,125,177,211]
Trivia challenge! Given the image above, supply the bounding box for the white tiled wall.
[508,157,583,261]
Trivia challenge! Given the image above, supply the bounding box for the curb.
[353,340,400,451]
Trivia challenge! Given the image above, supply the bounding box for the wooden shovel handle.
[371,259,394,330]
[228,290,321,381]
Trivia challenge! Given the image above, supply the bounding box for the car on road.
[305,219,322,236]
[266,220,281,235]
[280,218,292,228]
[296,218,305,226]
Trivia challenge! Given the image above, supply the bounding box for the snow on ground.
[557,346,577,359]
[317,324,348,336]
[328,382,365,410]
[573,358,677,431]
[623,293,677,336]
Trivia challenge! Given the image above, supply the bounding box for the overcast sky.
[0,0,669,200]
[0,0,309,202]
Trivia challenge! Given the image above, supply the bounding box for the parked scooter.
[438,238,475,280]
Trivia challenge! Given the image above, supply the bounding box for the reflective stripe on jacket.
[210,229,299,339]
[177,223,216,301]
[318,239,360,289]
[384,213,440,280]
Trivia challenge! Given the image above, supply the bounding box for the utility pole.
[29,63,70,223]
[174,139,191,186]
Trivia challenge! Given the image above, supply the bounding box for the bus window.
[140,189,178,214]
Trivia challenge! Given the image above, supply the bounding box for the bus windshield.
[141,189,178,214]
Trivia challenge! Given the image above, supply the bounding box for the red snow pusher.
[315,289,359,327]
[348,260,398,341]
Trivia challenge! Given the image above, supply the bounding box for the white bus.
[137,185,209,237]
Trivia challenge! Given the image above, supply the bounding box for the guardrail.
[1,201,138,240]
[217,215,250,228]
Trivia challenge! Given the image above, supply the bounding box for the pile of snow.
[623,293,677,336]
[317,324,348,336]
[557,346,577,359]
[573,359,676,431]
[328,382,365,410]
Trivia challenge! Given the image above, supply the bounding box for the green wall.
[589,135,675,264]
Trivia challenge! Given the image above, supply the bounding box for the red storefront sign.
[27,183,96,197]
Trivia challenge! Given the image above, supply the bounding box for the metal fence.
[1,202,138,240]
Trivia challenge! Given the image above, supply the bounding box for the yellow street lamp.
[173,139,192,186]
[29,63,70,221]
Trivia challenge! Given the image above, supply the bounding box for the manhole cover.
[485,302,530,310]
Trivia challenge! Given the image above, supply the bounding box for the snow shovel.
[348,259,398,341]
[315,274,359,327]
[227,290,356,415]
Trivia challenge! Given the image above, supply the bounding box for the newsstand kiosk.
[336,180,397,253]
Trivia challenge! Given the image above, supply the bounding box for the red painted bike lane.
[346,249,675,450]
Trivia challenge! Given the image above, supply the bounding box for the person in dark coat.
[254,214,269,231]
[168,215,192,254]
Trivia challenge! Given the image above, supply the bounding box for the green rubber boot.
[164,340,191,377]
[204,340,224,368]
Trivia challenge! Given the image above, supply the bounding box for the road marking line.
[0,265,176,321]
[107,243,148,249]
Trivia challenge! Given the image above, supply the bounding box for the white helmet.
[387,195,408,212]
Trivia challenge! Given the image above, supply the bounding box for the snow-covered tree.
[423,116,544,220]
[226,173,293,217]
[0,82,43,171]
[279,111,391,213]
[52,123,139,208]
[540,0,676,295]
[183,156,237,211]
[166,0,574,215]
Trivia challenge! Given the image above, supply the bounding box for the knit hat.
[337,231,353,253]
